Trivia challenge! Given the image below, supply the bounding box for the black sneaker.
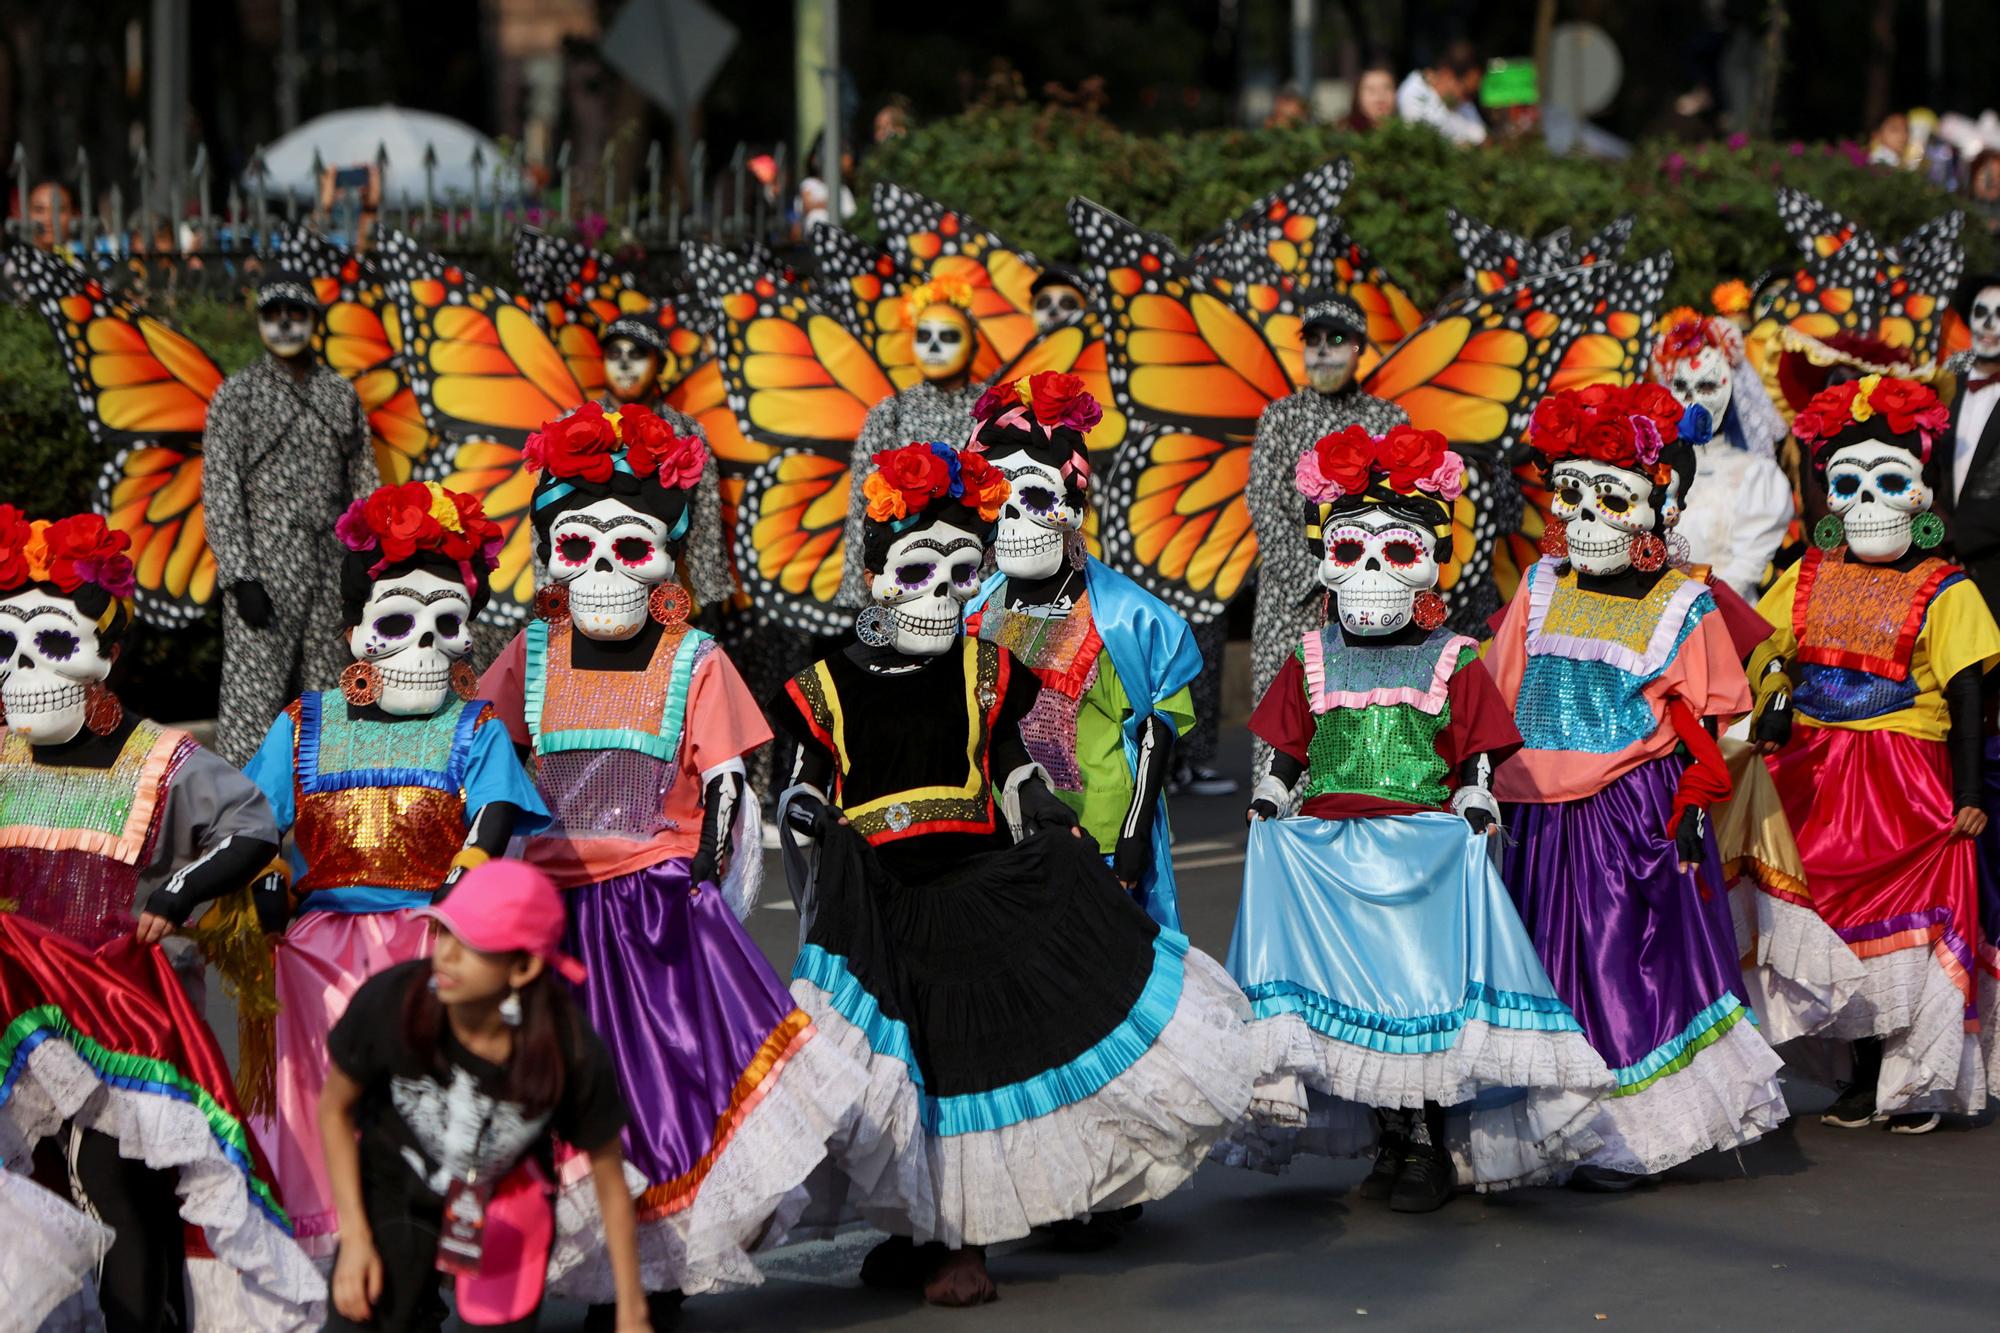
[1886,1112,1941,1135]
[1388,1142,1455,1213]
[1820,1081,1877,1129]
[1170,764,1239,797]
[1357,1130,1406,1201]
[1567,1164,1659,1193]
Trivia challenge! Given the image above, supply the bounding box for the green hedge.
[854,109,1997,311]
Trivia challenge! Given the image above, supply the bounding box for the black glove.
[251,867,291,935]
[230,579,274,629]
[1112,829,1151,886]
[1675,806,1708,869]
[1247,798,1280,822]
[783,791,847,839]
[1753,698,1791,749]
[1017,777,1080,837]
[1462,806,1496,835]
[689,773,744,887]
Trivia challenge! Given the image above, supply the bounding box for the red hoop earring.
[450,660,480,701]
[340,661,383,707]
[1412,590,1448,631]
[1539,517,1569,560]
[1629,532,1667,572]
[83,683,123,735]
[533,584,570,623]
[650,582,691,628]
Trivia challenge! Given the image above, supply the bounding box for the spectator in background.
[1869,113,1911,168]
[872,97,912,145]
[1397,41,1487,145]
[24,181,73,251]
[1340,59,1398,132]
[1266,84,1311,130]
[1968,149,2000,239]
[796,140,857,233]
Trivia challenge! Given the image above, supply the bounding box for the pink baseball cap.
[418,859,587,984]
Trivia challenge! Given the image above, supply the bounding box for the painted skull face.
[989,450,1082,581]
[1825,440,1929,562]
[602,336,661,403]
[1970,284,2000,363]
[347,568,473,716]
[1318,509,1437,635]
[1302,325,1359,395]
[547,497,674,640]
[912,306,973,381]
[0,589,111,744]
[1665,344,1733,432]
[258,301,314,359]
[1030,282,1087,332]
[1550,460,1658,576]
[868,520,985,656]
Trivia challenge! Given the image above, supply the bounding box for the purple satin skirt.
[564,857,806,1201]
[1501,756,1743,1072]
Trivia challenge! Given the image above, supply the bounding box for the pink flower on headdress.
[334,497,374,553]
[1416,450,1467,502]
[1294,450,1345,504]
[1630,415,1665,467]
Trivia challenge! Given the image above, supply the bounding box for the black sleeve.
[1946,663,1985,811]
[767,675,835,765]
[553,1014,631,1154]
[992,653,1042,776]
[327,962,420,1084]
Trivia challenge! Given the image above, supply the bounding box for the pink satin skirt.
[261,908,432,1253]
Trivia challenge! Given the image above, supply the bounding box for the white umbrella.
[245,105,523,202]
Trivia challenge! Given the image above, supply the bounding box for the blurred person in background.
[872,97,912,145]
[1869,113,1911,168]
[1340,58,1399,132]
[1966,150,2000,239]
[1266,84,1311,130]
[25,182,74,251]
[1397,41,1486,145]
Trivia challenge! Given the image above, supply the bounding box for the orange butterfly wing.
[871,183,1044,365]
[7,246,220,624]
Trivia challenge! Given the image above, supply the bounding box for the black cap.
[1300,291,1367,338]
[255,269,320,312]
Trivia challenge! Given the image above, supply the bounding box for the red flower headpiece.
[1294,424,1466,510]
[335,482,504,588]
[1527,383,1686,482]
[0,506,136,607]
[968,371,1102,491]
[862,441,1010,527]
[1791,373,1949,464]
[522,401,708,495]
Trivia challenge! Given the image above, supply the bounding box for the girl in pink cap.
[319,859,649,1332]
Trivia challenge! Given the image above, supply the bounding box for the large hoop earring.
[855,605,894,647]
[1064,529,1089,571]
[1629,532,1667,573]
[650,582,691,628]
[534,584,570,623]
[1911,511,1945,550]
[1411,590,1447,631]
[339,661,382,707]
[450,660,480,701]
[1812,515,1845,551]
[1539,517,1569,560]
[83,683,123,735]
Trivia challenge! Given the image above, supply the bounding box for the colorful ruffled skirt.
[546,855,864,1299]
[265,906,433,1254]
[787,825,1254,1248]
[1771,726,1988,1114]
[1717,739,1867,1043]
[1503,756,1788,1174]
[0,915,324,1329]
[1222,813,1613,1188]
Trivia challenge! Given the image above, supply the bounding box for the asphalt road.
[535,732,2000,1333]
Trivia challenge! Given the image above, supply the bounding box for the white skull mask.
[346,569,473,717]
[1970,284,2000,363]
[0,589,112,744]
[602,336,660,403]
[1551,460,1658,577]
[912,308,973,381]
[989,450,1082,581]
[258,302,314,359]
[1665,344,1733,431]
[546,497,675,640]
[1318,509,1438,636]
[1303,325,1360,395]
[1825,440,1929,562]
[1030,282,1087,332]
[868,520,984,656]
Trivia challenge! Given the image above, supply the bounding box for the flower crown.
[0,507,136,618]
[1527,382,1688,482]
[1710,279,1753,317]
[1791,373,1949,463]
[335,481,504,587]
[899,273,975,328]
[524,401,710,516]
[1649,306,1744,372]
[1294,425,1466,537]
[862,441,1011,531]
[968,371,1103,490]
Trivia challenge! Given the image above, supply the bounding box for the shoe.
[860,1235,949,1289]
[1886,1112,1942,1135]
[1356,1130,1407,1201]
[1388,1142,1454,1213]
[1567,1165,1660,1193]
[1819,1081,1877,1129]
[1172,764,1239,797]
[1043,1214,1125,1253]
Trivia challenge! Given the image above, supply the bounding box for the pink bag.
[452,1158,554,1326]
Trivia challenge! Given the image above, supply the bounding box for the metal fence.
[4,136,810,300]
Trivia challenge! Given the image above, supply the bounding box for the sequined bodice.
[1298,628,1471,807]
[1791,547,1960,723]
[974,592,1102,793]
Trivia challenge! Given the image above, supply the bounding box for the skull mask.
[989,449,1082,581]
[1550,460,1658,577]
[1030,282,1087,333]
[1302,324,1360,395]
[346,568,473,716]
[547,497,675,640]
[602,335,662,404]
[258,301,315,359]
[1825,440,1929,562]
[0,589,112,744]
[868,520,984,656]
[912,306,973,382]
[1664,343,1733,432]
[1317,509,1438,636]
[1970,284,2000,365]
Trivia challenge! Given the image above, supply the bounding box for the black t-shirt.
[328,960,628,1208]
